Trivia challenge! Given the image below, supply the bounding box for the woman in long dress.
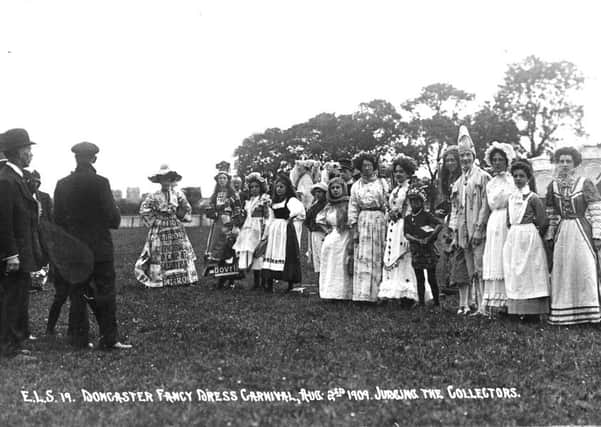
[135,164,198,287]
[481,142,516,316]
[377,156,421,303]
[262,174,306,292]
[348,152,389,302]
[317,177,353,300]
[232,172,272,289]
[206,163,243,289]
[503,159,550,321]
[434,146,463,294]
[545,147,601,325]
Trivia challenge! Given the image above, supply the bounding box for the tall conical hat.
[457,125,476,156]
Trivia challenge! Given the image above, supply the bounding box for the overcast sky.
[1,0,599,195]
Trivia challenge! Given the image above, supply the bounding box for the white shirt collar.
[5,161,23,178]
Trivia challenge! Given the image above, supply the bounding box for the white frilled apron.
[502,192,550,299]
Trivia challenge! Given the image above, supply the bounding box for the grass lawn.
[2,226,601,426]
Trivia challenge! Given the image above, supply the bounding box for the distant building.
[126,187,141,203]
[112,189,123,200]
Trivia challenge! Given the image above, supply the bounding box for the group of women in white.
[132,125,601,326]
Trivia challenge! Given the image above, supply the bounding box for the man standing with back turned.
[53,142,131,350]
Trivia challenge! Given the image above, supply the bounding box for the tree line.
[234,55,585,189]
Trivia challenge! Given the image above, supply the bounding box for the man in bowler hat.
[53,142,131,349]
[0,129,43,358]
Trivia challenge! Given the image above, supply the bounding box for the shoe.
[28,335,38,341]
[468,311,484,317]
[110,342,133,350]
[457,308,466,315]
[19,348,32,355]
[88,342,94,349]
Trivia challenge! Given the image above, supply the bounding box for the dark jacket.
[54,164,121,262]
[0,164,44,272]
[37,191,53,222]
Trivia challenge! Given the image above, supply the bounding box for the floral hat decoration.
[484,141,517,166]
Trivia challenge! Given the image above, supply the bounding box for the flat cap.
[71,141,99,155]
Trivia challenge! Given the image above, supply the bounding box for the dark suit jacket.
[37,191,53,222]
[54,164,121,262]
[0,164,44,272]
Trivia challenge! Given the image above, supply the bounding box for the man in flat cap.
[0,128,44,358]
[338,158,355,195]
[53,142,131,349]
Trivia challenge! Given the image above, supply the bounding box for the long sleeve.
[139,193,158,227]
[175,189,193,223]
[544,182,560,241]
[101,178,121,229]
[448,180,459,231]
[475,173,491,234]
[347,182,359,226]
[583,178,601,239]
[0,180,17,260]
[530,195,548,232]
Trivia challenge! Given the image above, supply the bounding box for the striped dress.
[545,175,601,325]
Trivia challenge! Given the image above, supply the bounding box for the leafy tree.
[467,103,521,163]
[494,55,585,157]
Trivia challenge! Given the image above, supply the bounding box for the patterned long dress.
[348,176,389,302]
[206,190,242,261]
[377,181,420,301]
[503,187,550,315]
[135,189,198,287]
[545,175,601,325]
[482,172,516,309]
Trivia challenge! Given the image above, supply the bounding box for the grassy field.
[1,226,601,426]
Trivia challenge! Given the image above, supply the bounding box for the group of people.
[192,125,601,327]
[0,129,131,359]
[2,123,600,360]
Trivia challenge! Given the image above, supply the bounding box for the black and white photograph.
[1,0,600,425]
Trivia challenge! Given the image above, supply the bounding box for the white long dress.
[317,206,352,300]
[482,172,515,308]
[377,182,427,301]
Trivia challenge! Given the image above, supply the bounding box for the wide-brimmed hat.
[148,164,182,183]
[310,182,328,195]
[0,128,36,153]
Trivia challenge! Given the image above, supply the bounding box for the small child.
[404,188,443,306]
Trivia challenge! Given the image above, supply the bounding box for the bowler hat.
[71,142,99,156]
[0,128,36,153]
